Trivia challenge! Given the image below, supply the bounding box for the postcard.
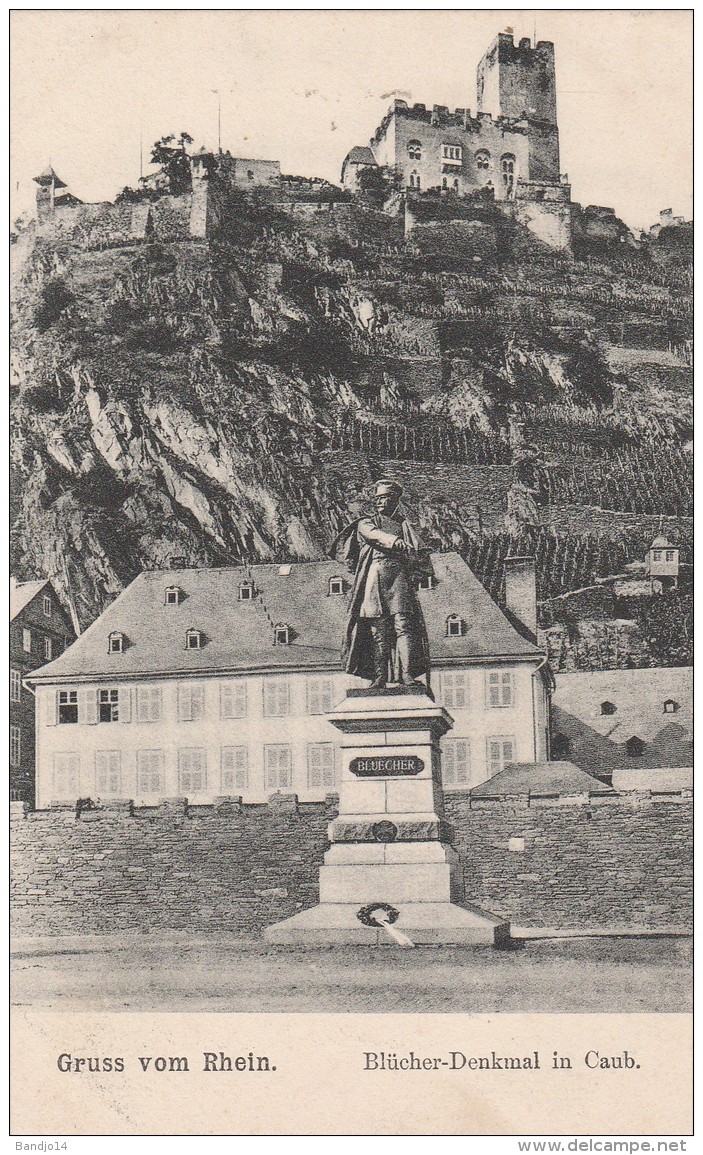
[10,8,692,1140]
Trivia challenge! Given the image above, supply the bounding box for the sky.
[10,10,692,231]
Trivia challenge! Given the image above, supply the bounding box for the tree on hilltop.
[150,132,194,196]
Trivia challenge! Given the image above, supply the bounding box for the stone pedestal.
[264,687,510,946]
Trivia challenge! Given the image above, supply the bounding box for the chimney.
[504,556,537,638]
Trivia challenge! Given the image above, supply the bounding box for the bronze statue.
[331,479,431,690]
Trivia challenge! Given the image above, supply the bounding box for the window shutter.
[179,684,192,721]
[45,690,58,727]
[78,688,98,725]
[119,686,132,723]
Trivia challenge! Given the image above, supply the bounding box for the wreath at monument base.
[356,902,400,927]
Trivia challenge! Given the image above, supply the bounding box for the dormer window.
[238,581,256,601]
[185,629,204,650]
[626,736,646,757]
[108,632,125,654]
[407,140,422,161]
[446,615,466,638]
[663,699,679,714]
[274,624,291,646]
[600,701,616,716]
[165,586,183,606]
[328,576,345,596]
[418,574,436,590]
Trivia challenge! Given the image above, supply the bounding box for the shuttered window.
[95,751,121,794]
[178,683,205,721]
[487,670,514,708]
[307,744,336,789]
[442,739,470,786]
[265,745,292,790]
[487,737,515,776]
[178,748,207,793]
[137,750,165,793]
[263,680,290,717]
[442,672,468,709]
[220,682,247,719]
[54,753,80,798]
[221,747,248,792]
[137,686,162,722]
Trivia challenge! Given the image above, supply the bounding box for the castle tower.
[477,33,557,123]
[33,166,67,221]
[476,33,560,183]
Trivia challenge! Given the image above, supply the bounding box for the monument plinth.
[264,686,510,946]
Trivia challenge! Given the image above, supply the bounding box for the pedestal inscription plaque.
[264,687,510,946]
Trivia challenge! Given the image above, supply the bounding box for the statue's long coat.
[331,514,431,682]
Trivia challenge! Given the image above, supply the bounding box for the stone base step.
[263,901,510,947]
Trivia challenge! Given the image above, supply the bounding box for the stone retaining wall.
[11,790,692,936]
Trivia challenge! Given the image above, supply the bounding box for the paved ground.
[11,933,692,1013]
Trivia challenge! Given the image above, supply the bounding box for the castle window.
[651,550,662,562]
[600,701,616,716]
[441,144,462,162]
[442,177,448,189]
[409,170,421,189]
[108,632,125,654]
[665,550,676,562]
[475,150,491,170]
[663,699,679,714]
[43,595,52,617]
[626,736,646,757]
[446,614,466,638]
[501,154,516,196]
[238,581,256,601]
[165,586,183,605]
[274,623,291,646]
[185,629,204,650]
[453,178,460,191]
[247,170,254,180]
[328,576,345,596]
[407,140,422,161]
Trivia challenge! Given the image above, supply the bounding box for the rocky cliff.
[11,193,692,652]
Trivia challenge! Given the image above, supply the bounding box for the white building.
[28,553,550,807]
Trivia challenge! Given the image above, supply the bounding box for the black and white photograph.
[9,8,692,1137]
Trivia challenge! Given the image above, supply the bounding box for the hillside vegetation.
[10,191,692,665]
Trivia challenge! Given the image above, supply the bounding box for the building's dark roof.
[33,166,67,188]
[343,146,377,167]
[28,552,540,682]
[471,761,615,797]
[553,668,692,745]
[11,579,49,621]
